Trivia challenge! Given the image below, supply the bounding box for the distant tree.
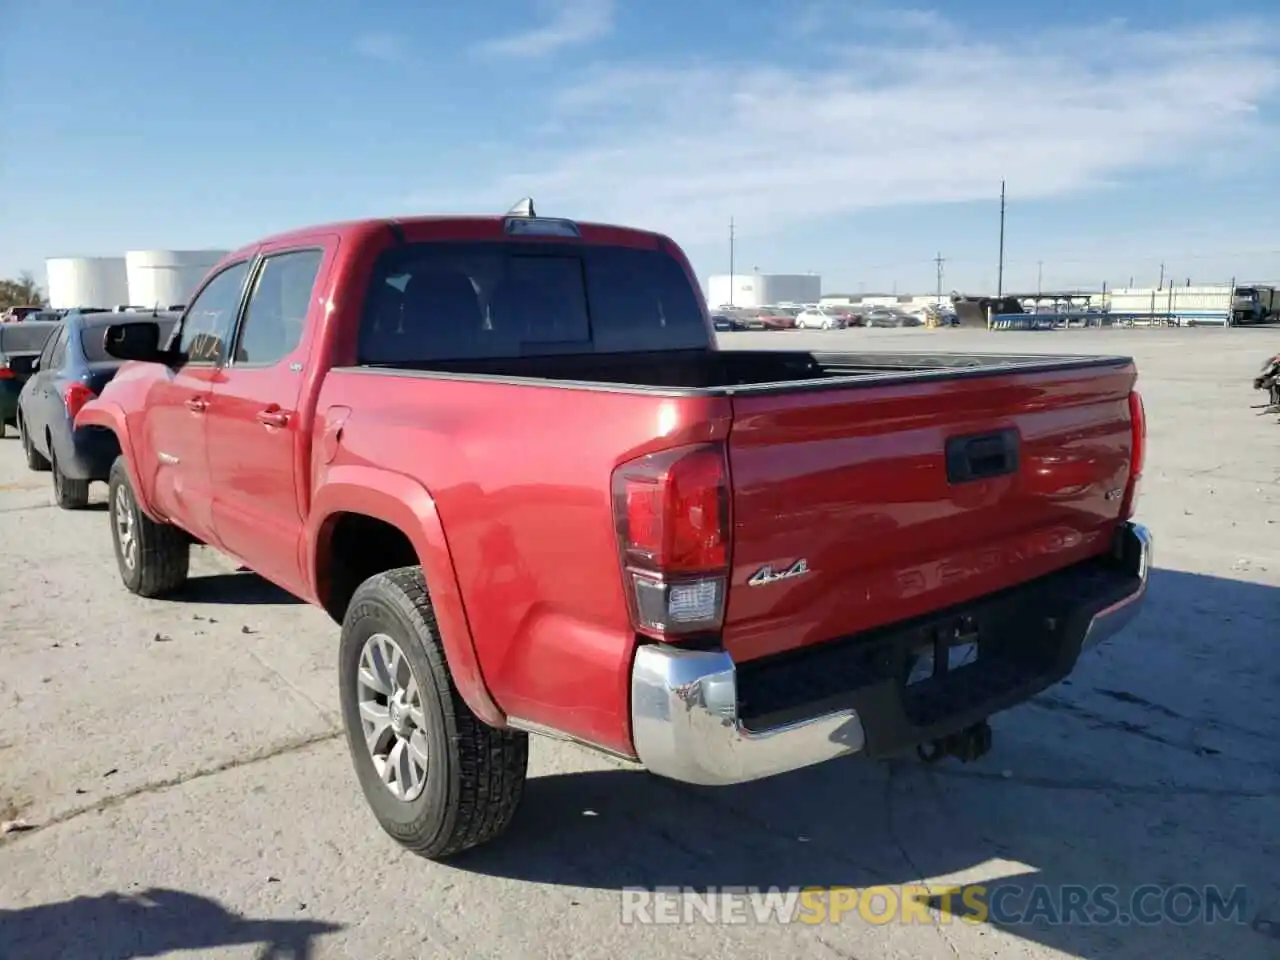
[0,271,46,311]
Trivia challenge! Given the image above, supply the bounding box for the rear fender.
[307,465,505,727]
[74,399,160,520]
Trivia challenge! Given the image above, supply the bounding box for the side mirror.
[103,321,178,364]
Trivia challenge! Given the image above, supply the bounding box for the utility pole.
[934,252,945,306]
[1158,262,1164,289]
[996,180,1006,300]
[728,216,735,307]
[1037,260,1043,295]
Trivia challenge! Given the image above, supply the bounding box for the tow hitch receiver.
[916,720,993,764]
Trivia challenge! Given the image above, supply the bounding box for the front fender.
[74,399,160,520]
[307,465,505,728]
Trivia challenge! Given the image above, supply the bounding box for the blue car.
[17,310,176,509]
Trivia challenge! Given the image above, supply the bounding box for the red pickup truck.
[78,203,1152,859]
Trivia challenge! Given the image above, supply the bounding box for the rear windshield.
[0,321,59,355]
[358,241,708,363]
[80,318,177,363]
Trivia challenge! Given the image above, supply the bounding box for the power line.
[996,180,1006,300]
[728,216,735,307]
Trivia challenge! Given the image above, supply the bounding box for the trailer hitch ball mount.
[916,720,994,765]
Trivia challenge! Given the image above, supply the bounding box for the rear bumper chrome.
[631,521,1152,787]
[631,645,867,786]
[1081,520,1152,652]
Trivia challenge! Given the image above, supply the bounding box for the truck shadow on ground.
[462,567,1278,959]
[0,887,342,959]
[170,572,304,606]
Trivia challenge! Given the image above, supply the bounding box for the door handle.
[184,397,208,413]
[256,408,290,428]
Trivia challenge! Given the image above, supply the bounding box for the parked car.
[828,308,863,327]
[0,320,60,437]
[752,309,798,330]
[1,305,43,323]
[711,313,746,331]
[16,310,178,507]
[22,310,65,323]
[864,307,920,328]
[795,307,847,330]
[79,203,1151,860]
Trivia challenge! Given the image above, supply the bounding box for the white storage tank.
[706,273,821,309]
[126,249,229,308]
[45,257,130,310]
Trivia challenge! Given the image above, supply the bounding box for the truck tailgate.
[723,360,1136,663]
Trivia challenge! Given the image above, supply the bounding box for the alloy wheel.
[356,632,430,802]
[113,484,138,571]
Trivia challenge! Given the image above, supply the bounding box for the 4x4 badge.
[747,558,810,587]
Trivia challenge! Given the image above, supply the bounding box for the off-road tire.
[18,417,50,471]
[108,456,189,597]
[50,444,90,509]
[339,566,528,860]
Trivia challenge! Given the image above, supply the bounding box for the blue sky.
[3,0,1279,295]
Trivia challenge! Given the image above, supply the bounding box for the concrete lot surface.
[1,325,1278,959]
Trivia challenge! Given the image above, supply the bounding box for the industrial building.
[44,257,130,311]
[823,293,943,310]
[707,273,821,309]
[45,248,228,310]
[125,249,228,309]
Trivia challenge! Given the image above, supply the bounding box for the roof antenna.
[507,197,536,217]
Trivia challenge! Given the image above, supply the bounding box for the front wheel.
[107,456,190,597]
[339,566,529,860]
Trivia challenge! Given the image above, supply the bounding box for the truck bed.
[330,346,1138,669]
[351,348,1129,394]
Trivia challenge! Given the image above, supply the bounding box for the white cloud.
[472,0,614,59]
[452,14,1280,246]
[792,1,955,39]
[353,32,404,63]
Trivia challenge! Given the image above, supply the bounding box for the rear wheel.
[18,417,50,471]
[108,456,189,597]
[339,567,528,859]
[49,444,90,509]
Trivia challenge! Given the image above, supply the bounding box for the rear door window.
[37,323,65,369]
[358,241,707,364]
[47,326,70,370]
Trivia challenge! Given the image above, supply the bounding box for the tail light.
[611,442,731,640]
[62,382,96,419]
[0,361,13,380]
[1119,390,1145,520]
